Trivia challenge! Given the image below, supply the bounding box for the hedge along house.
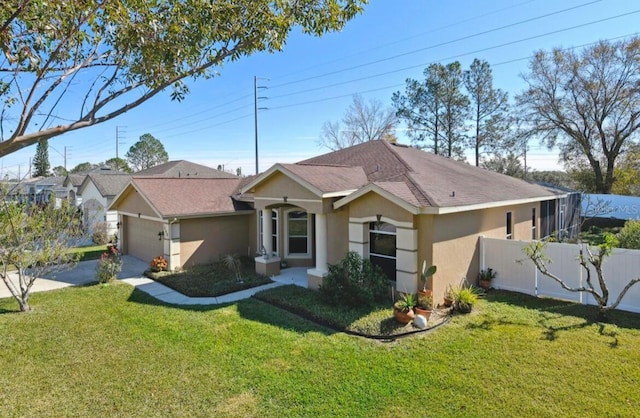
[109,177,254,268]
[241,140,575,303]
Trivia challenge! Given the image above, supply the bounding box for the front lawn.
[255,284,449,337]
[146,257,272,297]
[68,244,107,261]
[1,285,639,416]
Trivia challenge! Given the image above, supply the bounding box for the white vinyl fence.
[479,236,640,314]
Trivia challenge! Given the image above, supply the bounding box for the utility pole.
[254,76,269,175]
[116,126,127,159]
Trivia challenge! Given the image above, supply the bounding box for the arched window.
[369,222,396,281]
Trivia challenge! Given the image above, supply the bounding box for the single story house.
[242,140,578,301]
[135,160,239,179]
[110,141,577,303]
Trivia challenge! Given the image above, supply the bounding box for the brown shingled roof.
[130,178,250,218]
[279,163,368,193]
[300,140,560,208]
[135,160,237,178]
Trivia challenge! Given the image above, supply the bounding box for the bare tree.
[0,1,366,156]
[524,236,640,320]
[318,94,397,150]
[517,37,640,194]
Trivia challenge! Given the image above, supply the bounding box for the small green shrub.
[617,220,640,249]
[320,251,390,308]
[95,245,122,283]
[92,221,109,245]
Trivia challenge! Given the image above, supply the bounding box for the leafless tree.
[517,37,640,194]
[318,94,398,150]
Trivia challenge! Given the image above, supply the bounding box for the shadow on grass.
[125,286,336,336]
[467,289,640,346]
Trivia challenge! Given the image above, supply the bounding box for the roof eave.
[161,209,255,220]
[240,164,323,197]
[420,195,565,215]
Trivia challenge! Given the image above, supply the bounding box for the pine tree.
[33,140,50,177]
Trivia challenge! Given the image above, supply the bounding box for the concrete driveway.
[0,256,149,299]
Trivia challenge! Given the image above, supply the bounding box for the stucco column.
[255,209,280,276]
[307,213,328,289]
[262,209,273,255]
[315,213,328,272]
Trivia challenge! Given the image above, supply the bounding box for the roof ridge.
[382,140,415,174]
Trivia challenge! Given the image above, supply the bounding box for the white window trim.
[284,208,312,258]
[257,210,279,257]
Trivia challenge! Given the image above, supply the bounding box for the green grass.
[68,244,107,261]
[146,257,272,297]
[255,285,448,337]
[1,286,639,417]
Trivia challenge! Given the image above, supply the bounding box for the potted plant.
[478,268,497,290]
[414,292,433,320]
[393,292,416,324]
[451,284,480,313]
[419,261,437,296]
[443,284,454,307]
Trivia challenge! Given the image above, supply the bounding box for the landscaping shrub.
[150,255,168,272]
[92,221,109,245]
[617,220,640,249]
[95,245,122,283]
[319,251,390,308]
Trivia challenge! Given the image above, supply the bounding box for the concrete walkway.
[0,256,308,305]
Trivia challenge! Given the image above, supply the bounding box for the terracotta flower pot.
[479,279,492,290]
[414,306,432,320]
[393,308,415,324]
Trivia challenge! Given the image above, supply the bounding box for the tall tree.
[393,62,469,158]
[126,134,169,172]
[463,59,509,166]
[32,139,50,177]
[52,165,67,177]
[481,152,524,178]
[70,162,99,174]
[517,38,640,194]
[0,1,366,156]
[318,94,397,150]
[104,157,132,173]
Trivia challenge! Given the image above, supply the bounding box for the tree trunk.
[19,298,30,312]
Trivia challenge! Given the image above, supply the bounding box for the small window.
[531,208,537,240]
[369,222,397,281]
[506,211,513,240]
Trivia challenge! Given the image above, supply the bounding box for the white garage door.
[126,217,163,263]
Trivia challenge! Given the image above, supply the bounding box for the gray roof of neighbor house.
[114,178,251,218]
[277,140,564,209]
[135,160,237,178]
[79,173,132,198]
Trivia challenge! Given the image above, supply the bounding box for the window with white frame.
[531,207,537,240]
[285,209,311,257]
[257,210,278,256]
[506,211,513,240]
[369,222,396,281]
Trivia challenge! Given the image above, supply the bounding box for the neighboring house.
[109,178,253,267]
[78,173,132,238]
[135,160,238,178]
[63,174,86,207]
[6,176,66,207]
[241,140,577,302]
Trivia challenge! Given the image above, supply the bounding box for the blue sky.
[2,0,639,177]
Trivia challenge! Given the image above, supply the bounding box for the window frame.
[257,210,279,256]
[369,221,397,281]
[506,211,513,240]
[531,207,537,240]
[284,209,312,258]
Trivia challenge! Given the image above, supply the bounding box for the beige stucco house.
[242,140,574,302]
[110,141,576,303]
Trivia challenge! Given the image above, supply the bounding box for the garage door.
[126,217,163,263]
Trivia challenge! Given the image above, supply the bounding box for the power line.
[269,0,605,89]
